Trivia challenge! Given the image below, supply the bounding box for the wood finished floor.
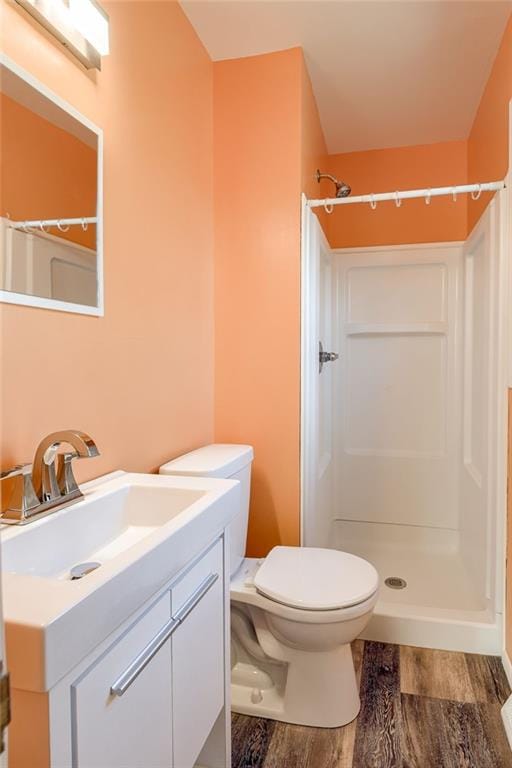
[232,641,512,768]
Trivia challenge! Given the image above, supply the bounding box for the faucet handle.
[1,463,32,479]
[0,463,40,519]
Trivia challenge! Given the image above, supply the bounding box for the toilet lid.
[254,547,379,611]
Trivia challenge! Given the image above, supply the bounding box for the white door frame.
[300,194,311,546]
[501,100,512,680]
[300,194,320,545]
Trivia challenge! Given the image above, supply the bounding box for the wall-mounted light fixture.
[14,0,109,70]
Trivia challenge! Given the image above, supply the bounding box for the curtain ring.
[471,184,482,201]
[452,188,457,202]
[324,203,334,214]
[395,191,402,208]
[39,220,49,233]
[425,190,431,205]
[22,221,29,232]
[57,220,70,232]
[81,218,88,231]
[369,195,377,210]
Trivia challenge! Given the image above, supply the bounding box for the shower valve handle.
[319,341,339,373]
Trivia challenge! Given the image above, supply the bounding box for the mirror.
[0,56,103,315]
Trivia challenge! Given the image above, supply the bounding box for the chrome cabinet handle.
[173,573,219,624]
[110,572,219,697]
[110,616,180,697]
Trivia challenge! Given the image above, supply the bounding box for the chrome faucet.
[1,430,99,525]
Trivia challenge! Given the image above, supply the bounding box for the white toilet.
[159,444,379,728]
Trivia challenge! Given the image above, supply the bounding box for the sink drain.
[385,576,407,590]
[70,562,101,580]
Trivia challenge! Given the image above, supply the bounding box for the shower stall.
[300,183,510,654]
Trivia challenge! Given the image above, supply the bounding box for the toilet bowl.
[159,444,379,728]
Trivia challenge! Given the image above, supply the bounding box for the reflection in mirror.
[0,60,101,312]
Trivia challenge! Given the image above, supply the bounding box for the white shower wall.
[460,201,501,611]
[332,244,462,534]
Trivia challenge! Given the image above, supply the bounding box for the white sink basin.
[2,471,240,693]
[3,484,206,579]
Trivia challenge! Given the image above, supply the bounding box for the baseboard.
[502,650,512,688]
[362,609,501,654]
[501,652,512,749]
[502,696,512,749]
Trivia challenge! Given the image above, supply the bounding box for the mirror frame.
[0,53,104,317]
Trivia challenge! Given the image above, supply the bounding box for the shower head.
[316,169,351,198]
[335,180,352,198]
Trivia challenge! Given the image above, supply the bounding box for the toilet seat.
[231,557,379,624]
[253,546,379,611]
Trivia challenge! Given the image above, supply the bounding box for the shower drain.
[385,576,407,590]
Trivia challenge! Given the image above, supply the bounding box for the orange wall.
[213,48,302,556]
[214,48,327,556]
[300,57,328,200]
[0,1,214,479]
[301,56,329,232]
[324,141,468,249]
[468,14,512,232]
[1,93,96,249]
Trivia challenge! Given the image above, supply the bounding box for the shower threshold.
[364,600,499,655]
[332,520,501,654]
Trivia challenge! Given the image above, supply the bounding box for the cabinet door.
[172,540,224,768]
[72,592,173,768]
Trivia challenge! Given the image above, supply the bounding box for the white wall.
[460,200,501,608]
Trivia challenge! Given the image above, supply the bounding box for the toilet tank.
[159,444,254,577]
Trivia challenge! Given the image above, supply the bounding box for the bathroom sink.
[1,471,240,692]
[2,483,206,579]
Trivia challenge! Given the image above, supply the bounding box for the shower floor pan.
[332,520,501,655]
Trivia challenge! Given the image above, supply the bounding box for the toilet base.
[231,642,360,728]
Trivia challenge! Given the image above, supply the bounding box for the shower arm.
[316,170,338,186]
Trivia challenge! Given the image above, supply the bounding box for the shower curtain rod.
[6,216,97,230]
[308,180,506,209]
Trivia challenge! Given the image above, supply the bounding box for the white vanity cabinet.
[44,537,229,768]
[72,591,174,768]
[171,541,225,768]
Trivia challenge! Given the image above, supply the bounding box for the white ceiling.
[180,0,512,154]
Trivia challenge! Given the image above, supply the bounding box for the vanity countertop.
[1,471,239,692]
